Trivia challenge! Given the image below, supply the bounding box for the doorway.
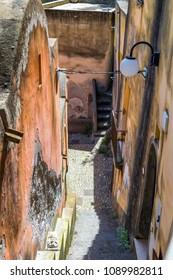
[135,143,157,259]
[138,144,157,238]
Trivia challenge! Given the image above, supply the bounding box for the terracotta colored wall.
[0,0,64,259]
[112,0,173,259]
[45,8,114,131]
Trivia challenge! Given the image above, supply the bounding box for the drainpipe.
[117,4,121,111]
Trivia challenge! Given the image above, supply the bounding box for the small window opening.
[155,123,160,140]
[38,54,42,86]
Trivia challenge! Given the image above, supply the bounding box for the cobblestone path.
[67,134,135,260]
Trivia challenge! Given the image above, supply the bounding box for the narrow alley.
[67,133,135,260]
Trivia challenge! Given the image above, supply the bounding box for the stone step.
[54,218,69,258]
[97,91,112,97]
[97,97,111,104]
[65,193,76,220]
[97,121,110,128]
[35,193,76,260]
[62,207,74,240]
[94,129,107,136]
[97,113,111,120]
[36,251,55,260]
[97,106,111,112]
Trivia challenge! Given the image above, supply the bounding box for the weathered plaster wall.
[0,0,64,259]
[45,7,114,131]
[112,0,158,218]
[112,0,173,259]
[152,1,173,258]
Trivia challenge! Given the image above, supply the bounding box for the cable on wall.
[57,68,121,75]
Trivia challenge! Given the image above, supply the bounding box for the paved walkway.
[67,134,135,260]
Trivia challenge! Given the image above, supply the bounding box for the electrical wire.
[57,68,121,75]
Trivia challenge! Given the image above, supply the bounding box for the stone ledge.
[133,238,148,260]
[55,218,69,257]
[65,193,76,220]
[36,251,55,260]
[43,0,69,9]
[35,192,76,260]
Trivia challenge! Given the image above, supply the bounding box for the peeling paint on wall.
[28,132,62,241]
[69,97,85,118]
[0,0,50,129]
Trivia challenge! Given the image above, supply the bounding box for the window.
[38,54,42,86]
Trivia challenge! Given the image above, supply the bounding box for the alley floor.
[66,133,136,260]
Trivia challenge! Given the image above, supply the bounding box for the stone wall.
[45,6,114,132]
[0,0,66,259]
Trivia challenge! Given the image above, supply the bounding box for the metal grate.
[136,0,143,7]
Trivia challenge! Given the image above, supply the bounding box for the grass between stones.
[116,225,132,252]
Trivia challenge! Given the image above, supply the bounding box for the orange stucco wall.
[0,0,64,260]
[45,7,114,132]
[112,0,173,259]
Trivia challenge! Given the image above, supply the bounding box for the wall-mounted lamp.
[120,41,160,77]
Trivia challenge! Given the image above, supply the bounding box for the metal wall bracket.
[136,0,143,7]
[0,109,24,144]
[4,128,24,144]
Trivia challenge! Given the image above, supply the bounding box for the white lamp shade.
[120,57,139,77]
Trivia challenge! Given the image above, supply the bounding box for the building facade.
[112,0,173,259]
[0,0,68,259]
[45,2,115,134]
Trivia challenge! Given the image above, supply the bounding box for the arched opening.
[134,143,157,259]
[138,144,157,238]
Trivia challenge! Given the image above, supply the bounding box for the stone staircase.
[36,193,76,260]
[95,89,112,136]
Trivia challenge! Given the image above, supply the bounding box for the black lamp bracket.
[130,41,160,66]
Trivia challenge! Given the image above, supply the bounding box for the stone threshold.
[133,238,148,260]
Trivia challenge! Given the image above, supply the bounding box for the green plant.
[110,212,117,220]
[102,135,112,145]
[98,144,109,155]
[83,124,92,137]
[98,135,112,156]
[116,226,131,251]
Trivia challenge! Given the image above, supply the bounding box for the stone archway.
[138,143,157,239]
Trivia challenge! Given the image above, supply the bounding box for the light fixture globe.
[120,56,139,77]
